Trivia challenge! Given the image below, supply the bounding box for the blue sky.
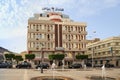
[0,0,120,53]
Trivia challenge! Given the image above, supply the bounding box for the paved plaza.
[0,68,120,80]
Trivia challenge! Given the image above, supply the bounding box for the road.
[0,68,120,80]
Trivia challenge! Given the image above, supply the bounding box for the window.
[48,43,50,48]
[81,27,83,31]
[51,34,53,39]
[40,14,42,17]
[75,26,77,31]
[103,52,105,55]
[51,43,53,48]
[76,35,78,39]
[71,35,73,39]
[95,61,97,64]
[69,35,70,40]
[61,15,63,18]
[100,60,103,64]
[81,35,83,40]
[68,26,70,31]
[88,48,91,50]
[98,53,100,55]
[107,43,110,46]
[47,14,49,17]
[65,26,67,30]
[71,26,73,31]
[102,44,105,48]
[116,42,119,45]
[39,34,42,39]
[47,34,50,40]
[66,43,68,48]
[98,45,100,48]
[78,27,80,31]
[65,35,67,39]
[115,50,119,54]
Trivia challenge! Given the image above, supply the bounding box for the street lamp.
[40,43,44,73]
[92,47,94,68]
[110,47,114,65]
[88,31,96,68]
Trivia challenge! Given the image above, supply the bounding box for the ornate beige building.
[86,36,120,67]
[27,9,87,64]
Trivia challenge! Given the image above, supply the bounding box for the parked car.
[0,62,12,68]
[86,63,92,67]
[68,63,82,68]
[16,61,31,69]
[35,63,49,69]
[105,63,114,68]
[94,64,103,67]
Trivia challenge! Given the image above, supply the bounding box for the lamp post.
[110,47,114,65]
[88,31,96,68]
[92,47,94,68]
[62,51,65,70]
[40,43,44,73]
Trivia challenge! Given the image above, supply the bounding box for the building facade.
[20,51,27,61]
[86,36,120,67]
[27,10,87,64]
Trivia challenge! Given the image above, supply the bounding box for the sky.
[0,0,120,53]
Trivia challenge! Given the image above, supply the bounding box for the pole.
[92,48,94,68]
[39,43,45,73]
[91,31,96,68]
[41,48,43,73]
[110,47,114,66]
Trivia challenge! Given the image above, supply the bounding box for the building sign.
[42,7,64,12]
[55,47,64,51]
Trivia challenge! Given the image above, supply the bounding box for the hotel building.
[86,36,120,67]
[27,8,87,64]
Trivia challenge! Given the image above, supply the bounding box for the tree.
[76,55,88,60]
[25,54,35,61]
[76,54,88,67]
[5,53,15,62]
[49,54,55,60]
[54,54,65,60]
[49,53,65,60]
[48,53,65,66]
[14,55,23,64]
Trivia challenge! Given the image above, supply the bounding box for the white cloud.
[0,27,26,39]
